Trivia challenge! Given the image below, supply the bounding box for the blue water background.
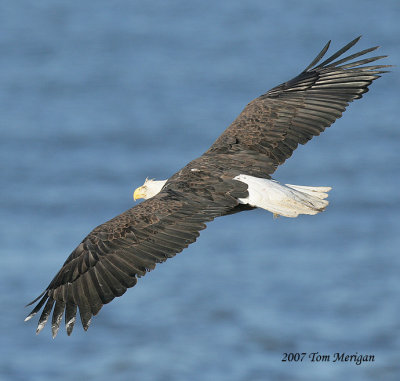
[1,1,400,380]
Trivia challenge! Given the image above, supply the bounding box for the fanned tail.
[234,175,332,218]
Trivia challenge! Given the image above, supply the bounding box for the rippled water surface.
[1,1,400,380]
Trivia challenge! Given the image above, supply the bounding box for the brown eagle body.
[26,37,390,337]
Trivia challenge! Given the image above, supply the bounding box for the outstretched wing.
[205,36,390,177]
[26,172,247,337]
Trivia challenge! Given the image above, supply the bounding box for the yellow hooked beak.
[133,186,146,201]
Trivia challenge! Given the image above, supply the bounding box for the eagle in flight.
[26,37,390,337]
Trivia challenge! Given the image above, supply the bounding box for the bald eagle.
[26,37,390,337]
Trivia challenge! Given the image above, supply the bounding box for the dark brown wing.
[205,36,390,177]
[25,170,248,337]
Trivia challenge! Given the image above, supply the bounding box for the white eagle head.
[133,178,167,200]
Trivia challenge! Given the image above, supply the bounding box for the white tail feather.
[284,184,332,199]
[234,175,331,218]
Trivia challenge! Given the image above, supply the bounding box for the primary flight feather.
[26,37,390,337]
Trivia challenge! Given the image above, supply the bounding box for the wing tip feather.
[305,36,388,73]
